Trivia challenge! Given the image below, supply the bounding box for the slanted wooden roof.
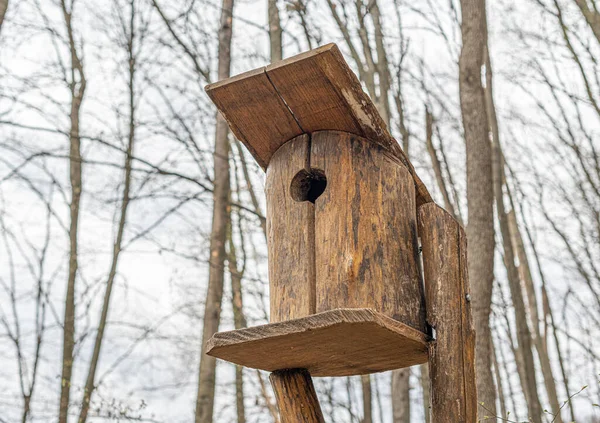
[205,43,432,206]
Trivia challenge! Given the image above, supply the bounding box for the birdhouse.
[204,43,433,375]
[204,43,476,422]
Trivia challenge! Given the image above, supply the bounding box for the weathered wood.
[266,45,372,141]
[206,308,429,377]
[418,203,477,423]
[270,369,325,423]
[205,67,303,167]
[311,131,427,332]
[205,44,433,206]
[266,134,315,322]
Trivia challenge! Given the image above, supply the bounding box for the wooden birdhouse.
[205,44,477,423]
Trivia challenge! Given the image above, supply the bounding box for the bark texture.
[78,4,136,420]
[194,1,234,422]
[270,369,325,423]
[228,231,247,423]
[391,369,410,423]
[508,210,562,421]
[268,0,282,62]
[492,144,542,423]
[574,0,600,43]
[0,0,8,35]
[457,0,495,418]
[419,365,431,423]
[59,2,86,421]
[361,375,373,423]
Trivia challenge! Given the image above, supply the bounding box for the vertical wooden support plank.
[418,203,477,422]
[265,134,315,322]
[311,131,426,332]
[270,369,325,423]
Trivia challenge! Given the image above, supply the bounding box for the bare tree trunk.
[361,375,373,423]
[484,37,543,421]
[492,143,542,422]
[268,0,282,62]
[228,226,247,423]
[507,209,562,422]
[425,108,457,219]
[369,0,390,125]
[233,140,266,236]
[0,0,8,35]
[457,0,495,418]
[491,336,507,420]
[257,370,280,422]
[391,369,410,423]
[522,215,577,422]
[419,364,430,423]
[77,3,136,421]
[59,2,86,422]
[497,328,521,422]
[573,0,600,44]
[194,1,234,422]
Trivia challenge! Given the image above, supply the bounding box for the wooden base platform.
[206,308,430,377]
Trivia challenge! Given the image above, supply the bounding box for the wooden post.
[270,369,325,423]
[418,203,477,422]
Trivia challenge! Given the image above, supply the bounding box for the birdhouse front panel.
[266,130,427,333]
[312,131,426,332]
[265,134,315,323]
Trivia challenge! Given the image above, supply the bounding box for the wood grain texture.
[270,369,325,423]
[206,308,429,377]
[311,131,427,332]
[205,67,303,168]
[265,134,314,322]
[205,44,433,205]
[418,203,477,423]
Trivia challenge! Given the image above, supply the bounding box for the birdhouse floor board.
[206,308,430,377]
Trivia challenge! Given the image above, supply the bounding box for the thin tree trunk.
[268,0,282,62]
[59,2,86,421]
[194,1,234,422]
[573,0,600,44]
[458,0,495,418]
[492,142,542,422]
[419,364,430,423]
[361,375,372,423]
[507,209,563,422]
[425,108,456,219]
[257,370,280,423]
[484,37,543,421]
[77,3,136,421]
[497,328,520,422]
[0,0,8,35]
[228,226,246,423]
[521,214,577,422]
[491,335,507,420]
[391,369,410,423]
[369,0,391,125]
[234,140,266,236]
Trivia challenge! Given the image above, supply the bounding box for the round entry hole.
[290,168,327,204]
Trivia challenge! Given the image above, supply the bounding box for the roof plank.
[205,43,433,205]
[205,67,302,169]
